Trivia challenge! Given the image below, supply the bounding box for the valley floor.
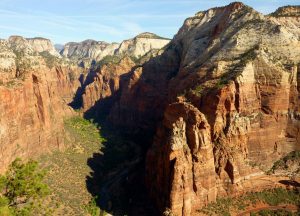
[38,116,104,215]
[37,115,155,216]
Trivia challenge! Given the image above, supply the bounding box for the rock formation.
[0,36,81,172]
[114,32,170,58]
[61,39,118,62]
[105,2,300,215]
[8,36,61,57]
[60,33,170,68]
[81,57,136,114]
[0,3,299,215]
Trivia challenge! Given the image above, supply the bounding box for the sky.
[0,0,299,44]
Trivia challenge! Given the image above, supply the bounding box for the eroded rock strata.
[105,2,300,215]
[0,2,299,215]
[0,37,81,172]
[0,32,169,172]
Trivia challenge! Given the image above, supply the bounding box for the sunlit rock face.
[61,39,117,61]
[60,33,170,68]
[115,32,170,58]
[106,3,300,215]
[8,36,61,57]
[0,37,81,172]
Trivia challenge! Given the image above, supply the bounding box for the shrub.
[269,151,300,172]
[199,188,300,216]
[0,158,50,215]
[83,196,108,216]
[4,158,49,205]
[39,51,58,69]
[83,197,100,216]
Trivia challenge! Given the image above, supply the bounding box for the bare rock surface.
[0,38,82,172]
[105,3,300,215]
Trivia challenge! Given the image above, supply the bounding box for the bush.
[83,197,100,216]
[199,188,300,216]
[269,151,300,173]
[83,196,108,216]
[0,158,50,215]
[39,51,58,69]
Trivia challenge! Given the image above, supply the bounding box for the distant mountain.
[60,33,170,63]
[7,36,61,57]
[54,44,64,53]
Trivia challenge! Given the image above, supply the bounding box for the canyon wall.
[0,37,81,172]
[105,3,300,215]
[0,31,170,172]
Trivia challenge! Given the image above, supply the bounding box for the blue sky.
[0,0,299,44]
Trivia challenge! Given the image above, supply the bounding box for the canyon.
[0,2,299,216]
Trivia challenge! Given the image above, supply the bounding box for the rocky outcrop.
[27,37,61,57]
[61,40,118,62]
[270,5,300,17]
[60,33,170,68]
[0,38,82,172]
[106,2,300,215]
[81,57,136,115]
[146,102,216,215]
[115,32,170,58]
[71,33,170,117]
[8,36,61,57]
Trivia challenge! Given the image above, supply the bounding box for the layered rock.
[115,32,170,58]
[0,37,82,172]
[106,2,300,215]
[60,33,170,68]
[81,57,136,115]
[61,40,118,62]
[72,33,170,117]
[27,37,61,57]
[8,36,61,57]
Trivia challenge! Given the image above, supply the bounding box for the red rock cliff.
[0,38,81,171]
[107,3,300,215]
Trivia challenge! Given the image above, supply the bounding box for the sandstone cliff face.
[61,40,118,62]
[115,32,170,58]
[106,3,300,215]
[8,36,61,57]
[71,33,170,118]
[60,33,170,69]
[81,57,136,115]
[27,37,61,57]
[0,38,81,172]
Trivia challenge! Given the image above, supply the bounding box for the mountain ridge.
[0,2,299,215]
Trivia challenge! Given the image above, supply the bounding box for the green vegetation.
[268,151,300,174]
[37,116,105,215]
[83,197,101,216]
[213,44,260,90]
[95,54,140,69]
[64,116,105,145]
[0,158,51,215]
[269,6,300,17]
[191,85,204,97]
[135,32,170,40]
[13,51,31,78]
[39,51,58,69]
[83,196,108,216]
[199,188,300,216]
[250,209,298,216]
[97,55,123,67]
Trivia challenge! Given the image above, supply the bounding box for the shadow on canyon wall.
[69,66,159,215]
[67,42,183,215]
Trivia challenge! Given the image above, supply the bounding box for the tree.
[0,158,50,215]
[4,158,49,205]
